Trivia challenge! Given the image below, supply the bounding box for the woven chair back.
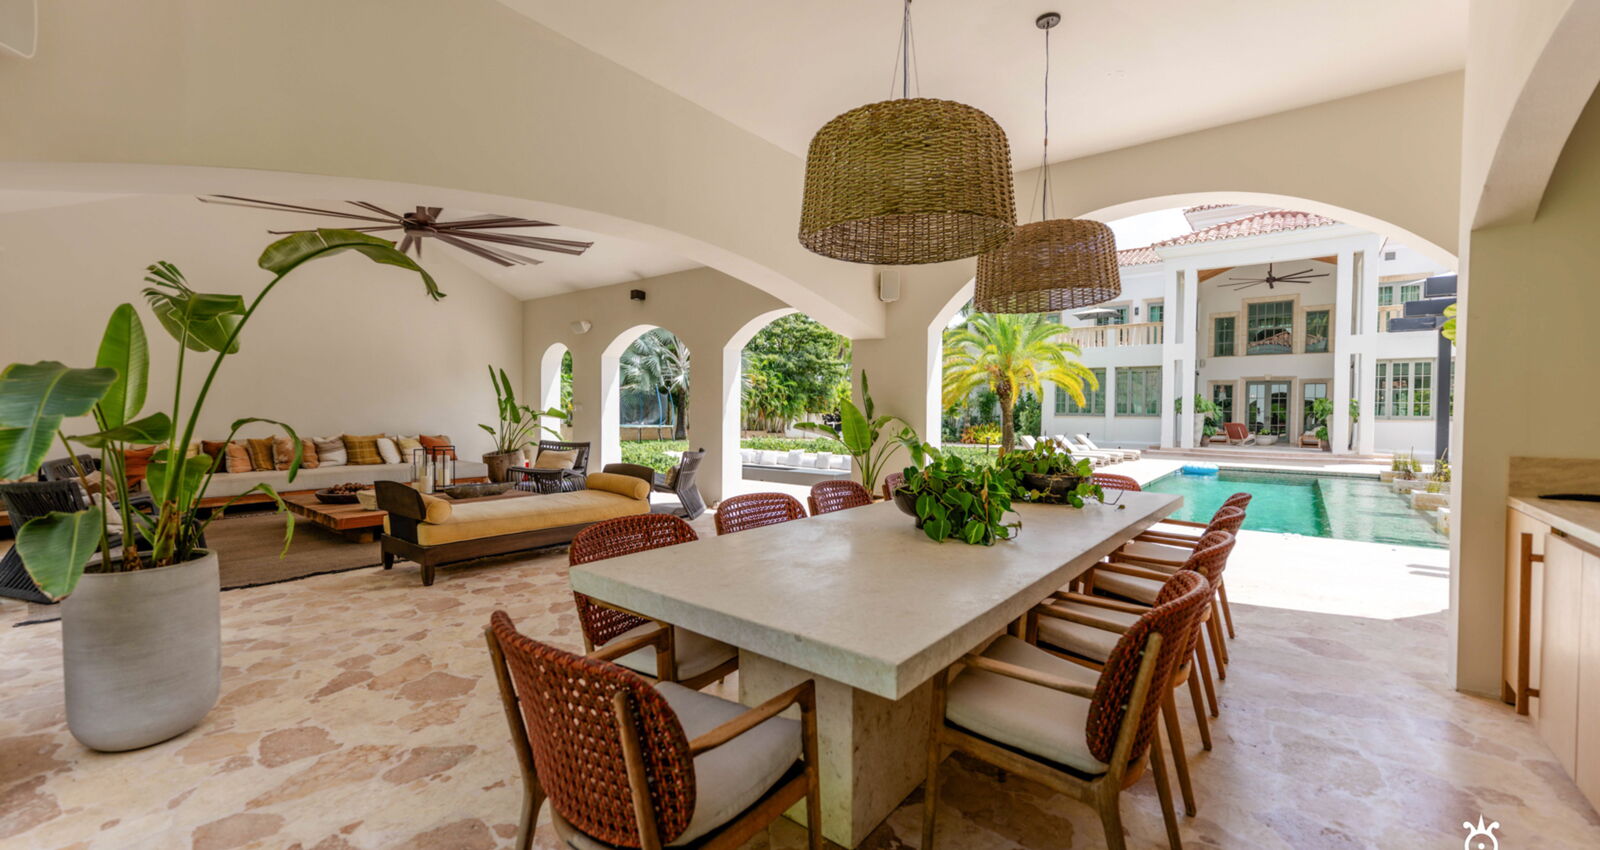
[1090,473,1140,492]
[1086,569,1211,765]
[714,492,807,535]
[1205,505,1247,537]
[882,471,905,501]
[809,480,873,515]
[1181,530,1237,584]
[489,612,696,847]
[570,515,698,647]
[1223,492,1252,510]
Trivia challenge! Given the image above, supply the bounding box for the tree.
[942,312,1096,454]
[740,314,851,432]
[620,329,691,440]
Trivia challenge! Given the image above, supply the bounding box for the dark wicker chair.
[652,448,707,520]
[0,480,107,603]
[569,515,737,690]
[882,471,905,501]
[714,492,807,535]
[38,454,98,481]
[485,611,822,850]
[808,480,872,516]
[924,570,1213,850]
[507,440,591,494]
[1090,473,1141,492]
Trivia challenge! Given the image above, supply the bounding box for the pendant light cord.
[888,0,921,99]
[1040,23,1053,221]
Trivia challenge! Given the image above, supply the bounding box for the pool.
[1143,468,1446,548]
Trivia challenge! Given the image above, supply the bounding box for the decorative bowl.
[892,488,925,528]
[1020,472,1084,504]
[441,482,514,500]
[314,488,364,504]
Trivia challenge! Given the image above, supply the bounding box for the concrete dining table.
[569,490,1183,848]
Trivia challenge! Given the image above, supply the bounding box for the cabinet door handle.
[1518,531,1543,716]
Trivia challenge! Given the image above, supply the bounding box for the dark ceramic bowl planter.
[1021,472,1084,504]
[892,488,924,528]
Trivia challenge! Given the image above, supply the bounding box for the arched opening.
[719,309,855,499]
[538,343,573,440]
[600,324,692,473]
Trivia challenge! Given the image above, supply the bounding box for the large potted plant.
[894,452,1021,545]
[478,365,563,482]
[0,230,440,751]
[796,370,917,495]
[1309,396,1335,451]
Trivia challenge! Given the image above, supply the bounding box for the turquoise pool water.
[1144,469,1446,548]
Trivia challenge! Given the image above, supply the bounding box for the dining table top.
[569,490,1182,700]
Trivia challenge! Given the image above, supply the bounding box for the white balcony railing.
[1060,322,1163,349]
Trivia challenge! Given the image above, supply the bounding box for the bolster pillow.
[586,472,650,501]
[418,492,453,523]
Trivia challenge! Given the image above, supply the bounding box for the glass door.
[1245,381,1291,436]
[1301,381,1329,436]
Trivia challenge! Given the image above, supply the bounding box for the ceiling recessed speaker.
[877,270,901,303]
[0,0,38,58]
[629,289,646,302]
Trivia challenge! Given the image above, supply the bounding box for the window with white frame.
[1147,302,1164,325]
[1115,367,1161,416]
[1375,359,1433,418]
[1057,368,1105,415]
[1213,316,1235,357]
[1304,309,1330,353]
[1245,300,1294,354]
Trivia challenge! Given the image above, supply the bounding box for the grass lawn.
[619,438,1002,472]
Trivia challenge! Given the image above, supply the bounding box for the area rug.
[207,512,384,590]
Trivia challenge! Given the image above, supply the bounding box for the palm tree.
[620,329,692,440]
[942,312,1097,454]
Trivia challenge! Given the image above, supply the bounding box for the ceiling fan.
[197,195,594,267]
[1220,262,1328,291]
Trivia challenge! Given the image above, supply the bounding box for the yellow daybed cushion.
[413,486,648,546]
[586,471,651,501]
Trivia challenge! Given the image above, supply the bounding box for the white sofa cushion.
[1091,568,1165,605]
[1034,601,1142,663]
[613,623,738,682]
[944,635,1107,775]
[813,452,833,469]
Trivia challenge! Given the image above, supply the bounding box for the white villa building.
[1046,205,1455,457]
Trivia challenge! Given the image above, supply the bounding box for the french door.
[1245,381,1291,436]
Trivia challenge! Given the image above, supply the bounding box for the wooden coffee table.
[282,487,533,543]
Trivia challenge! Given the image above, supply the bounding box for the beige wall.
[0,196,522,457]
[0,0,881,339]
[1452,83,1600,694]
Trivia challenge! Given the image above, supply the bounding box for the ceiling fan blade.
[347,201,403,220]
[1283,272,1331,280]
[436,216,558,230]
[198,195,394,224]
[1227,277,1269,283]
[454,230,593,255]
[398,235,415,256]
[426,207,443,219]
[434,232,533,266]
[267,225,399,234]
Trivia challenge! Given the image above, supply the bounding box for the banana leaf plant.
[795,370,922,495]
[478,365,564,454]
[0,230,442,600]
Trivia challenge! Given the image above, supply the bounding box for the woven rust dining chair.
[923,570,1213,850]
[807,480,872,516]
[881,471,905,501]
[1122,502,1249,640]
[1090,473,1141,492]
[485,611,823,850]
[714,492,807,535]
[1141,493,1251,545]
[569,515,739,691]
[1029,532,1238,819]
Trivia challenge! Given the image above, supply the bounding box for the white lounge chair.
[1051,435,1114,466]
[1074,433,1139,461]
[1018,435,1038,450]
[1065,434,1132,462]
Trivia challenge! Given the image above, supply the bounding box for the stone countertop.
[1508,495,1600,551]
[571,491,1180,701]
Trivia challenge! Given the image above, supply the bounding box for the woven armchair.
[38,454,98,482]
[508,440,591,494]
[569,515,738,690]
[807,480,872,516]
[881,471,905,502]
[653,448,707,520]
[1090,473,1141,492]
[0,480,161,604]
[714,492,807,535]
[923,570,1213,850]
[485,611,822,850]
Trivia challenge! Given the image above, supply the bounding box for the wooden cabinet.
[1504,507,1550,712]
[1535,532,1600,812]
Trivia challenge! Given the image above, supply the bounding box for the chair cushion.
[612,622,738,683]
[1144,520,1201,539]
[944,635,1106,775]
[1034,601,1143,663]
[587,472,650,501]
[413,490,648,545]
[1120,539,1192,564]
[1092,568,1165,604]
[535,448,578,470]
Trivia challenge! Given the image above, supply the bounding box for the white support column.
[1158,266,1182,448]
[681,331,731,506]
[1331,249,1356,454]
[1101,367,1116,443]
[1177,263,1200,448]
[1356,241,1382,455]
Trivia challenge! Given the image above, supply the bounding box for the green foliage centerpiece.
[896,450,1021,545]
[997,439,1103,507]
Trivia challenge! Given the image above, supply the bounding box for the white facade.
[1042,218,1452,457]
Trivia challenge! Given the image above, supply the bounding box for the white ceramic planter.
[61,551,221,752]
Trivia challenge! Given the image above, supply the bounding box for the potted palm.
[1309,397,1335,451]
[796,370,918,495]
[0,230,440,751]
[478,365,563,482]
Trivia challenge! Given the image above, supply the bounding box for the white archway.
[718,308,800,498]
[599,324,661,469]
[537,342,571,438]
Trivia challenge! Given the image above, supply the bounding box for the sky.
[1106,207,1192,250]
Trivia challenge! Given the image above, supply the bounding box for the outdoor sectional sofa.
[203,460,489,500]
[376,472,650,586]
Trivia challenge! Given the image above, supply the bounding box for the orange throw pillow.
[418,434,457,460]
[122,446,158,490]
[273,436,319,471]
[342,434,384,465]
[200,440,229,472]
[225,442,254,474]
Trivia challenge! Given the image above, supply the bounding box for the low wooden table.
[283,486,530,543]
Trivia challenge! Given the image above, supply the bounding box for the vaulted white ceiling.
[499,0,1467,166]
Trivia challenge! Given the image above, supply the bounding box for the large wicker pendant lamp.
[974,12,1121,313]
[799,0,1016,265]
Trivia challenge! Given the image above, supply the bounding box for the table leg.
[737,649,930,849]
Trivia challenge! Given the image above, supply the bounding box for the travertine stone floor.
[2,521,1598,849]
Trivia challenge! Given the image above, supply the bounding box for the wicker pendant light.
[974,12,1121,313]
[799,0,1016,265]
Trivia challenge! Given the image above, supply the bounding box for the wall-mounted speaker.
[877,270,901,303]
